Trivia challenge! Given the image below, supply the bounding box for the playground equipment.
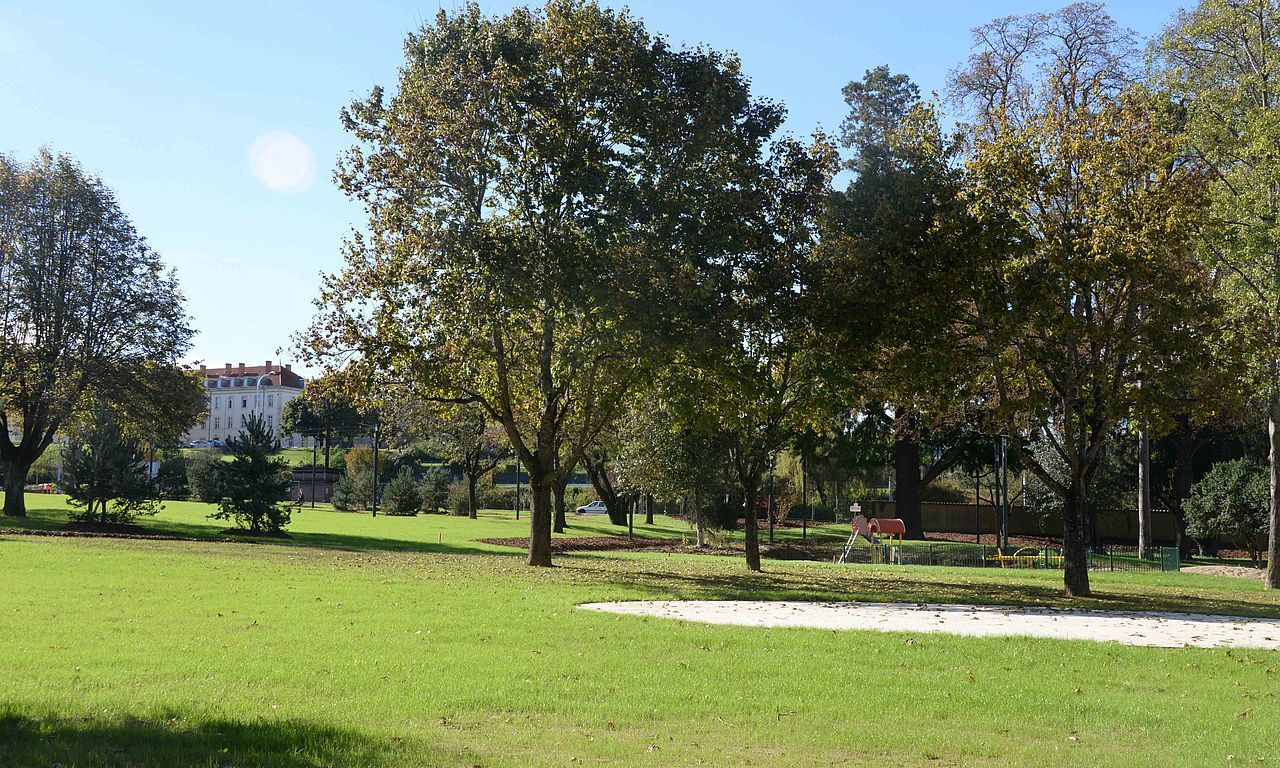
[836,515,906,564]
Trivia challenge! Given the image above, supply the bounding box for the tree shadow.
[2,506,515,558]
[561,556,1280,619]
[0,711,478,767]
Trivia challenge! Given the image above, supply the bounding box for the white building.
[184,361,309,448]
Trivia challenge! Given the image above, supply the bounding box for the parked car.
[575,500,608,515]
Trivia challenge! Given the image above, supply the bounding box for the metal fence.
[839,542,1180,572]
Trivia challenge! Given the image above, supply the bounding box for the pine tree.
[212,414,293,534]
[63,408,159,526]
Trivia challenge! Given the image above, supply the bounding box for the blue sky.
[2,1,1183,374]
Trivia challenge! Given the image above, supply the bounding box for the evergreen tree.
[382,468,421,516]
[63,408,159,525]
[211,414,293,534]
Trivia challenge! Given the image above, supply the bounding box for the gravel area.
[580,600,1280,649]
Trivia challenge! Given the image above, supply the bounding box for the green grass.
[2,496,1278,766]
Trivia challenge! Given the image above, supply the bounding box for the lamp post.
[371,417,380,517]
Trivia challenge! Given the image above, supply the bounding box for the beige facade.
[183,361,309,448]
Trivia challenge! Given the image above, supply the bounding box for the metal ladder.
[837,532,859,564]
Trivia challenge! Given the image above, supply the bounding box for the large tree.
[691,137,836,571]
[954,3,1219,596]
[0,151,193,517]
[818,66,983,538]
[303,1,788,566]
[1156,0,1280,587]
[420,403,510,520]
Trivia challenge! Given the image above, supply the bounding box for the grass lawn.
[2,495,1278,766]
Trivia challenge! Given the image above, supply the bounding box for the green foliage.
[0,150,193,517]
[343,446,375,479]
[210,414,293,534]
[154,450,189,500]
[418,467,450,514]
[1186,458,1270,565]
[303,0,807,566]
[839,64,922,174]
[382,468,421,516]
[446,481,471,516]
[62,409,159,525]
[185,450,224,503]
[331,471,373,513]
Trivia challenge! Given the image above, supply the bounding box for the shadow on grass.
[0,711,475,768]
[1,508,510,559]
[562,555,1280,619]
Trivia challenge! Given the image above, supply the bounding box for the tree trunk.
[644,493,654,525]
[744,485,761,571]
[1062,484,1091,597]
[1267,403,1280,589]
[553,477,568,534]
[3,458,30,517]
[1137,429,1152,557]
[466,473,479,520]
[527,476,554,567]
[893,433,924,539]
[584,452,628,526]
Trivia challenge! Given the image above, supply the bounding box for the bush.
[479,484,516,511]
[63,409,160,526]
[187,450,224,503]
[155,450,189,499]
[1185,458,1269,565]
[382,468,422,516]
[332,470,374,512]
[419,467,450,514]
[210,414,293,534]
[447,481,471,516]
[921,483,969,503]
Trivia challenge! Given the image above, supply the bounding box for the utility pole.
[310,436,317,509]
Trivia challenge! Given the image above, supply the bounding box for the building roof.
[198,361,305,389]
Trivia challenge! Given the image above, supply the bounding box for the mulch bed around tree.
[1,528,254,544]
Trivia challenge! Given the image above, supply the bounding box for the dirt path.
[580,600,1280,649]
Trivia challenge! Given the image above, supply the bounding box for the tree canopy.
[0,150,194,517]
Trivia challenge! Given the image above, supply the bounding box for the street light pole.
[371,418,380,517]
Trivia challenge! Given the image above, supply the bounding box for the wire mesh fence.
[838,542,1180,572]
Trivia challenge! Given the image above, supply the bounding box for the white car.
[576,500,608,515]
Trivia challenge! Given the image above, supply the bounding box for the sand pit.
[579,600,1280,649]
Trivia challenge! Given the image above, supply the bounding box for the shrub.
[419,467,450,514]
[62,409,159,526]
[332,470,373,512]
[382,468,422,516]
[155,450,189,499]
[1185,458,1269,566]
[446,481,471,516]
[479,484,516,511]
[210,414,293,534]
[187,450,225,503]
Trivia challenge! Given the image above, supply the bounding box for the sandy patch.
[1183,565,1266,580]
[579,600,1280,649]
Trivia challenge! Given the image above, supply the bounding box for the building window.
[267,394,274,407]
[214,417,221,430]
[242,397,248,408]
